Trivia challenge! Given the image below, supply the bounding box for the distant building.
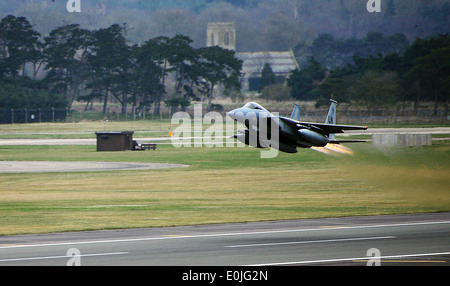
[206,22,236,51]
[206,22,299,92]
[236,51,299,91]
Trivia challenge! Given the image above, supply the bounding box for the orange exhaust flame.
[311,144,354,155]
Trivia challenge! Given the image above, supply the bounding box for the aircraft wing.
[279,117,368,135]
[299,122,368,134]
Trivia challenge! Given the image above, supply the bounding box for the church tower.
[206,22,236,51]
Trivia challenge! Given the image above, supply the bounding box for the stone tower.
[206,22,236,51]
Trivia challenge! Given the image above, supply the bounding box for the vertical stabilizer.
[326,100,337,140]
[290,104,301,121]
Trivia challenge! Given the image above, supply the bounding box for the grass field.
[0,122,449,235]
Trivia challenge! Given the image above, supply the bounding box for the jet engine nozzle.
[298,129,329,147]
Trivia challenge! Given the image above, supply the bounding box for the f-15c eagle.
[227,100,368,154]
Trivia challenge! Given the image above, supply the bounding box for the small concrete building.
[95,131,134,151]
[372,133,432,147]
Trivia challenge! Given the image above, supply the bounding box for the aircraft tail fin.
[325,99,337,125]
[325,99,337,140]
[290,104,301,121]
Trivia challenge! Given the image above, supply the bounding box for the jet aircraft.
[227,100,368,154]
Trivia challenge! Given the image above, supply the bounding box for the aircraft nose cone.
[227,110,235,120]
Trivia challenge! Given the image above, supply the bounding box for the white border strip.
[225,236,395,248]
[0,220,448,250]
[244,252,450,266]
[0,252,128,263]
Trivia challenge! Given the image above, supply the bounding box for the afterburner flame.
[311,144,354,155]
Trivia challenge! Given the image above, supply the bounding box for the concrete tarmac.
[0,161,189,173]
[0,212,448,266]
[0,128,449,145]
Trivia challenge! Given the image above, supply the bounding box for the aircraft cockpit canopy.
[243,102,267,111]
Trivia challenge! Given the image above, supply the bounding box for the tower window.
[211,34,215,46]
[224,32,229,45]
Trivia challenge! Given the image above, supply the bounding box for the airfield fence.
[0,108,68,124]
[1,106,448,124]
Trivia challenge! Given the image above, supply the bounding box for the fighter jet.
[227,100,368,154]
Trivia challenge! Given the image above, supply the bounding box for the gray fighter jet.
[227,100,368,154]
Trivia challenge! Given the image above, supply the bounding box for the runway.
[0,127,449,146]
[0,212,448,266]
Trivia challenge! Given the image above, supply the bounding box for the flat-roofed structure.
[236,50,299,91]
[206,22,299,92]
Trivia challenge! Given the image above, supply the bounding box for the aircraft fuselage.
[227,101,367,154]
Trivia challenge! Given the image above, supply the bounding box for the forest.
[0,15,242,119]
[2,0,449,51]
[287,33,449,116]
[0,0,449,122]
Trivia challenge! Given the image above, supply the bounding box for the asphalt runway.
[0,127,449,146]
[0,212,448,266]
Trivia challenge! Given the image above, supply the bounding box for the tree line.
[1,13,448,121]
[294,32,410,70]
[287,33,449,116]
[0,15,242,116]
[8,0,448,53]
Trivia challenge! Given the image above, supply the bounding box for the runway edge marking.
[0,220,449,250]
[224,236,396,248]
[243,252,450,266]
[0,252,128,263]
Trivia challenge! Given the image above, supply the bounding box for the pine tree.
[259,63,277,92]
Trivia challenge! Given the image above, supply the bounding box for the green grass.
[1,121,449,140]
[0,121,174,139]
[0,123,449,235]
